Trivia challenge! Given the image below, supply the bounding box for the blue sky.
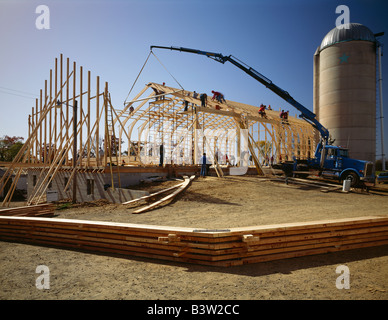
[0,0,387,160]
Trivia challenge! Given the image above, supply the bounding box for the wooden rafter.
[117,82,316,166]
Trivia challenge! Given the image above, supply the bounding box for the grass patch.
[56,202,73,210]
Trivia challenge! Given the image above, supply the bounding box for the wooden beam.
[122,180,184,205]
[132,175,195,214]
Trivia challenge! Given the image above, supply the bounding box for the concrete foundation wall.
[0,169,27,198]
[27,169,150,204]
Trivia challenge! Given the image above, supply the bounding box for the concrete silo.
[314,23,377,162]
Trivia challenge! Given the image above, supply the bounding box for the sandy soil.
[1,175,388,301]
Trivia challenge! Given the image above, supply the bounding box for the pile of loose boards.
[0,203,56,217]
[0,214,387,267]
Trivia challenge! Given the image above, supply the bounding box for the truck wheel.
[342,171,359,187]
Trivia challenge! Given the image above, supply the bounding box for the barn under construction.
[0,51,387,269]
[0,54,316,207]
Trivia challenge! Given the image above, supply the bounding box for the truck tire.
[341,171,359,187]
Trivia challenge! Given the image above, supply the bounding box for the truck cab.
[310,144,375,187]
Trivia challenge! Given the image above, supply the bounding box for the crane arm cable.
[124,50,152,104]
[150,50,185,90]
[124,49,185,105]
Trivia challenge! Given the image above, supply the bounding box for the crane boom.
[150,45,330,144]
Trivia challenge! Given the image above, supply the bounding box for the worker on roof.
[192,91,198,107]
[280,109,289,124]
[258,104,267,118]
[211,90,225,103]
[200,93,207,107]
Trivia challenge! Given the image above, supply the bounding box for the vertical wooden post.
[104,82,114,188]
[54,58,58,154]
[35,100,38,162]
[79,66,83,168]
[193,107,198,165]
[72,61,76,161]
[44,81,47,164]
[32,105,35,162]
[39,89,43,162]
[263,123,269,161]
[104,82,108,167]
[65,57,70,164]
[72,100,78,204]
[60,54,63,160]
[236,119,241,166]
[49,69,53,164]
[96,75,100,166]
[28,115,31,163]
[87,70,91,167]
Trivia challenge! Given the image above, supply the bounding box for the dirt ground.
[1,175,388,301]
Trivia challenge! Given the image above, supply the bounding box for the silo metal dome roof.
[319,23,376,51]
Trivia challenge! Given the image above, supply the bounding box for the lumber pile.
[122,183,184,206]
[0,215,387,267]
[0,204,56,217]
[131,175,195,214]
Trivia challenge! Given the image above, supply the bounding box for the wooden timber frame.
[117,82,316,168]
[0,214,387,267]
[0,57,316,207]
[0,55,117,207]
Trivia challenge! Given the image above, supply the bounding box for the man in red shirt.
[211,90,225,103]
[258,104,267,118]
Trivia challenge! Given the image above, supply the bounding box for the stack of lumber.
[0,204,56,217]
[0,215,387,267]
[228,216,388,266]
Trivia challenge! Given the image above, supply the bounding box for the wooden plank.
[122,181,184,205]
[0,215,202,236]
[239,239,388,266]
[1,214,388,242]
[0,204,56,217]
[1,214,388,267]
[227,215,388,235]
[210,232,388,262]
[132,175,195,214]
[1,225,385,265]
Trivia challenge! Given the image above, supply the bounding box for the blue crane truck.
[285,143,375,187]
[150,45,375,187]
